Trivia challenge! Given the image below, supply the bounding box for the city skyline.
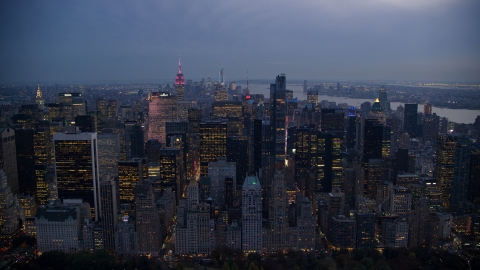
[1,1,480,84]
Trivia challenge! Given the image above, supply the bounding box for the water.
[243,83,480,124]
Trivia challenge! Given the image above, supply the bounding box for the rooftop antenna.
[246,68,250,95]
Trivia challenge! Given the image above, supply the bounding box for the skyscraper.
[35,83,44,109]
[0,127,18,194]
[270,74,287,165]
[435,134,459,212]
[147,92,176,145]
[99,175,118,250]
[242,175,262,253]
[404,104,418,137]
[175,57,185,102]
[53,131,100,221]
[199,120,227,177]
[378,85,390,112]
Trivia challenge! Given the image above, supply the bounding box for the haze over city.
[1,0,479,84]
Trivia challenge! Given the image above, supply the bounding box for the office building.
[435,134,459,212]
[97,133,120,177]
[99,175,118,250]
[0,127,18,194]
[175,57,185,102]
[15,128,36,196]
[118,158,143,207]
[158,148,184,202]
[53,131,100,221]
[199,120,227,177]
[378,85,390,112]
[451,136,471,215]
[404,104,418,138]
[147,92,176,145]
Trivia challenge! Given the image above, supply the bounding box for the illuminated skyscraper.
[53,131,100,221]
[118,158,143,208]
[147,92,176,145]
[199,120,227,177]
[159,147,183,203]
[214,84,228,101]
[270,74,287,164]
[435,134,459,212]
[35,83,44,109]
[175,57,185,102]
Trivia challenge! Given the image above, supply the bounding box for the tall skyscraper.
[378,85,390,112]
[53,131,100,221]
[15,128,36,196]
[270,74,287,165]
[242,175,262,253]
[0,127,18,194]
[175,57,185,102]
[435,134,459,212]
[99,175,118,250]
[199,120,227,177]
[147,92,176,145]
[118,158,143,208]
[451,136,471,215]
[35,83,44,109]
[404,104,418,138]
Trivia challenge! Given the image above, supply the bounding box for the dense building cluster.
[1,59,480,260]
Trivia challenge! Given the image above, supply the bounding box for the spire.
[246,68,250,96]
[175,57,185,85]
[177,56,182,74]
[36,82,44,106]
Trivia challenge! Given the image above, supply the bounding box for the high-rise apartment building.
[53,131,100,221]
[270,74,287,164]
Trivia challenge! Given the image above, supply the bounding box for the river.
[242,83,480,124]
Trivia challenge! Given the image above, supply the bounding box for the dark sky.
[1,0,479,84]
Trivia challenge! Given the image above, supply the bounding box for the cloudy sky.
[1,0,479,84]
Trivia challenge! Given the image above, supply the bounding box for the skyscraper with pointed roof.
[175,57,185,101]
[36,83,44,109]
